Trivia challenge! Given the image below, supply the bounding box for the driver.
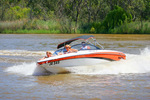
[80,42,90,50]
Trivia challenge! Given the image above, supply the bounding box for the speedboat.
[37,35,126,74]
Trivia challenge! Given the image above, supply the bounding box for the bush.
[90,27,95,33]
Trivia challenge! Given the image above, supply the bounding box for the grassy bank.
[0,19,150,34]
[0,19,61,34]
[111,21,150,34]
[2,29,61,34]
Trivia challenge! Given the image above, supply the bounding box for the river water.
[0,34,150,100]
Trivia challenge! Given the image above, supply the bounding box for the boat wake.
[0,50,46,57]
[69,48,150,74]
[4,48,150,76]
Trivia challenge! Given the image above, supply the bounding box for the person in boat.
[65,45,78,53]
[40,51,53,60]
[80,42,91,50]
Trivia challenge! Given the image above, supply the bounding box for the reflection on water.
[35,74,150,100]
[0,34,150,99]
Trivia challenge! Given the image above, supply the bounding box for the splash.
[5,62,49,76]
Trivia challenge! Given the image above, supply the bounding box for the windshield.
[53,44,100,55]
[53,48,67,56]
[71,44,100,50]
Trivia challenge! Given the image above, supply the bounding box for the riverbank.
[0,20,150,34]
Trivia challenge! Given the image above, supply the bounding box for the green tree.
[7,6,30,20]
[0,0,10,21]
[143,0,150,20]
[102,6,132,30]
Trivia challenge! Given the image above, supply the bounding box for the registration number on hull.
[49,61,60,66]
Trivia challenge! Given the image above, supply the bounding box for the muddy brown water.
[0,34,150,100]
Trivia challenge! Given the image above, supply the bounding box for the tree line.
[0,0,150,33]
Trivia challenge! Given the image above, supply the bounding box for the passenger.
[40,51,52,60]
[65,45,78,53]
[80,42,90,50]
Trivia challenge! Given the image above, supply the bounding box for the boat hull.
[37,50,126,74]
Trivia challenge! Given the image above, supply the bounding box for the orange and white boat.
[37,35,126,74]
